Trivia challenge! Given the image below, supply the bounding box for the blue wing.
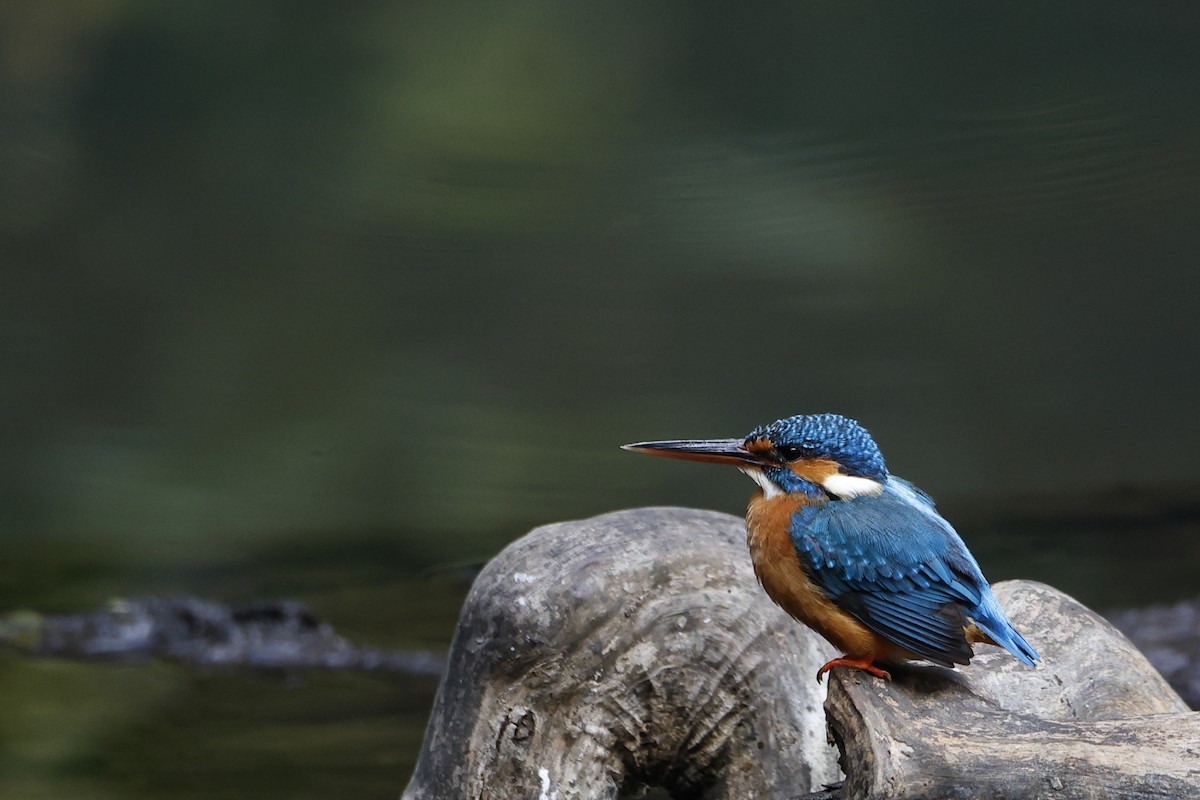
[791,477,1038,668]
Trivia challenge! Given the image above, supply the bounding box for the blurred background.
[1,1,1198,797]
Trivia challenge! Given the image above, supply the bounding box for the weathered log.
[825,582,1196,799]
[404,507,1199,800]
[402,507,843,799]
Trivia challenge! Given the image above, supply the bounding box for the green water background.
[2,2,1199,796]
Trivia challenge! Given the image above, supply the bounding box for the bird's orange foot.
[816,656,892,683]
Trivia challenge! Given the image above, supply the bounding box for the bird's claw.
[816,656,892,683]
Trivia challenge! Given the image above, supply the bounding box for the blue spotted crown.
[746,413,887,480]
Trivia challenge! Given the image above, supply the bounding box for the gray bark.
[402,507,843,799]
[825,582,1196,799]
[403,507,1199,800]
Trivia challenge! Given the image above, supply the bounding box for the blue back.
[790,476,1039,667]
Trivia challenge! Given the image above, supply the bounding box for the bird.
[623,413,1038,682]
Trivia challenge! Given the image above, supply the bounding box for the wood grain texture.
[825,582,1198,799]
[403,508,1199,800]
[402,507,842,800]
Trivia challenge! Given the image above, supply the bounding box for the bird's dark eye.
[775,444,809,462]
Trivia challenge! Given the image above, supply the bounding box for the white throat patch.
[738,467,784,499]
[822,473,885,500]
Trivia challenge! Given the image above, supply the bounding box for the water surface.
[2,2,1199,795]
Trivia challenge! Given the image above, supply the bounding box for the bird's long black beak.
[621,438,762,467]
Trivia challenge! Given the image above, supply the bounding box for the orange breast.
[745,490,894,661]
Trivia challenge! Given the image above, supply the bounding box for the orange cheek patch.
[788,458,840,485]
[744,438,774,457]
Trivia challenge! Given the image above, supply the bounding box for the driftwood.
[403,507,842,799]
[826,581,1196,799]
[404,507,1199,800]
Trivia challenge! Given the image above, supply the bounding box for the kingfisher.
[623,413,1038,681]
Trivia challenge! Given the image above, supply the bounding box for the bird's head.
[623,413,887,501]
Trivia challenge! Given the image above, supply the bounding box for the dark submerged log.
[0,596,444,677]
[405,508,1200,800]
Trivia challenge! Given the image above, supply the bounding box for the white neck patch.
[738,467,784,499]
[822,473,885,499]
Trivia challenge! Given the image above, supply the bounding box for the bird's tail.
[970,594,1039,667]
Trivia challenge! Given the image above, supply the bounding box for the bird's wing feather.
[790,478,992,667]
